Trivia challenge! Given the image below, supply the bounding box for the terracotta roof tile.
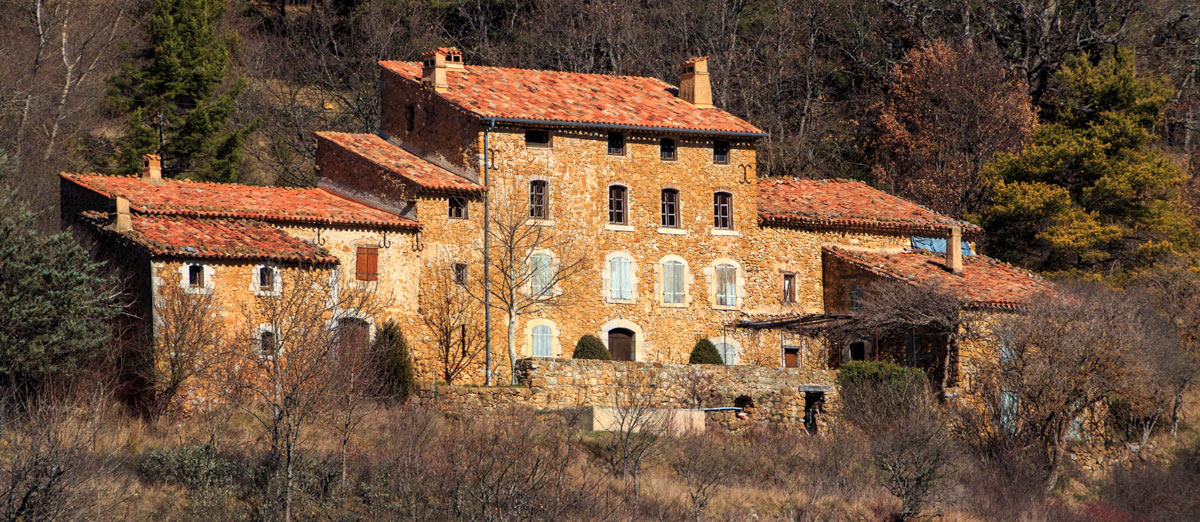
[823,245,1049,309]
[315,132,484,195]
[62,174,417,230]
[81,211,336,264]
[758,178,981,238]
[378,61,764,135]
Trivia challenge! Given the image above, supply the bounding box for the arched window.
[529,180,548,219]
[532,324,553,357]
[715,340,734,364]
[715,263,737,306]
[257,330,278,358]
[608,185,628,224]
[610,256,632,300]
[529,253,553,296]
[713,191,733,229]
[662,260,685,303]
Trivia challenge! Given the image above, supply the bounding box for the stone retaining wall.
[420,358,837,426]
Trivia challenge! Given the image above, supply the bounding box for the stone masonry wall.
[423,357,837,426]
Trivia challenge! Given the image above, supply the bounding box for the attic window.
[608,133,625,155]
[525,130,551,148]
[453,263,468,286]
[660,138,677,161]
[713,140,730,164]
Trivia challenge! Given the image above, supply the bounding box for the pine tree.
[371,321,414,402]
[982,49,1197,276]
[0,188,120,396]
[106,0,255,182]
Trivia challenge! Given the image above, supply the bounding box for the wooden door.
[609,329,634,361]
[338,318,370,356]
[784,349,798,368]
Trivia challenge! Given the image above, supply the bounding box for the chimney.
[422,48,462,93]
[678,56,712,108]
[141,154,162,185]
[113,197,132,233]
[946,226,963,274]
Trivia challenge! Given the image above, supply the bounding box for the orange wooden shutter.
[356,246,378,281]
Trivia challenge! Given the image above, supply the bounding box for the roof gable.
[315,132,484,195]
[758,178,981,238]
[378,61,764,136]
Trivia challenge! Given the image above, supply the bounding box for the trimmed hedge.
[573,335,611,360]
[689,339,724,365]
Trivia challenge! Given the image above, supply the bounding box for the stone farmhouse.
[60,48,1048,411]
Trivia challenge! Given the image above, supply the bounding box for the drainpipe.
[483,119,495,386]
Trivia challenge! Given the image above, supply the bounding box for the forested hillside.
[4,0,1199,277]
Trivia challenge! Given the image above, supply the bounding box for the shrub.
[689,339,723,365]
[836,360,926,391]
[573,335,610,360]
[371,321,414,402]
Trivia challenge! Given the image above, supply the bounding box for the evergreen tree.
[982,49,1196,276]
[689,339,724,365]
[0,188,120,396]
[107,0,255,182]
[371,321,414,402]
[572,335,610,360]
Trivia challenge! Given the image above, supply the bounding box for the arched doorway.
[849,341,866,361]
[337,317,370,357]
[608,328,635,361]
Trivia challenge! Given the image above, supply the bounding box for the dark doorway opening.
[608,328,635,361]
[804,391,825,434]
[849,341,866,361]
[784,346,801,368]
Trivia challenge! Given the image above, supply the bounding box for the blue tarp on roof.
[911,236,974,257]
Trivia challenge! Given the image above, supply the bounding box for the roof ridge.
[64,172,322,195]
[378,60,676,85]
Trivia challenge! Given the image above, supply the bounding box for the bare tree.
[145,283,226,419]
[420,255,486,384]
[1133,260,1200,437]
[671,431,735,521]
[323,325,382,496]
[590,372,671,504]
[226,266,385,522]
[472,181,588,384]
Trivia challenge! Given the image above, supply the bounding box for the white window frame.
[705,258,745,310]
[602,252,638,304]
[523,318,561,358]
[655,255,692,308]
[526,250,562,298]
[709,336,742,365]
[254,323,281,360]
[251,264,281,297]
[179,262,215,295]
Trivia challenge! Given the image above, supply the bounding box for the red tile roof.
[315,132,484,195]
[823,246,1050,309]
[62,174,417,230]
[80,211,337,264]
[758,178,982,238]
[378,61,764,136]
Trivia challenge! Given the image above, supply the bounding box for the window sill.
[526,219,555,227]
[184,286,213,295]
[711,304,741,311]
[659,301,689,309]
[606,298,637,305]
[253,290,281,298]
[657,227,686,235]
[710,229,740,236]
[605,224,634,232]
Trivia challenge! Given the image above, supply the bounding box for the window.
[715,263,737,306]
[530,253,552,296]
[258,330,278,358]
[660,138,677,161]
[258,267,275,293]
[356,246,379,281]
[782,273,796,303]
[610,256,632,300]
[525,129,550,147]
[849,286,864,310]
[337,317,371,356]
[532,324,553,357]
[660,189,679,228]
[715,342,738,365]
[608,185,628,225]
[405,105,416,132]
[448,197,467,219]
[607,132,625,155]
[713,192,733,230]
[713,140,730,164]
[529,180,548,219]
[453,263,468,286]
[188,264,204,288]
[663,260,685,304]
